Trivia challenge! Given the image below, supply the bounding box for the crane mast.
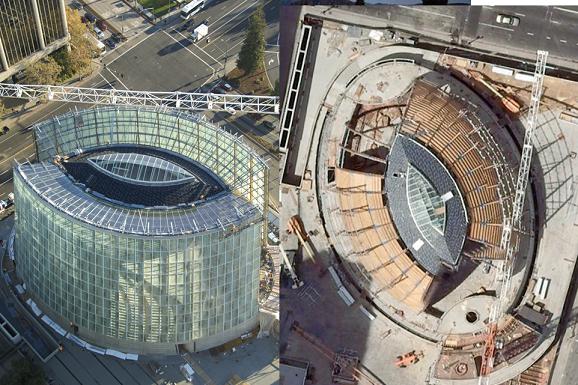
[478,50,548,385]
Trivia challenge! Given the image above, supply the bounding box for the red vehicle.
[96,20,107,31]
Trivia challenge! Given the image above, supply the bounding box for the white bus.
[180,0,204,20]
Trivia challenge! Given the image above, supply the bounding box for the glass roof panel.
[88,153,196,186]
[407,164,446,240]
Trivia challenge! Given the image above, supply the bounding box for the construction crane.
[287,215,317,262]
[478,50,548,385]
[0,83,279,114]
[290,321,382,385]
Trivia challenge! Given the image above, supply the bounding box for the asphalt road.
[103,0,280,93]
[462,6,578,62]
[337,5,578,72]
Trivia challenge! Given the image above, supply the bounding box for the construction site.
[279,6,578,385]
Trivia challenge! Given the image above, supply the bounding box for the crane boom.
[479,50,548,385]
[0,83,279,114]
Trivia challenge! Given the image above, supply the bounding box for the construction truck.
[191,22,208,43]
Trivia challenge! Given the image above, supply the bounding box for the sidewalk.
[81,0,152,39]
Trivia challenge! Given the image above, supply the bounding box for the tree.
[62,8,95,77]
[0,358,45,385]
[24,56,62,85]
[236,4,266,74]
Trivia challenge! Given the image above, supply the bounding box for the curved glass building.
[14,106,268,354]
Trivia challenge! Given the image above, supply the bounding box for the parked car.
[220,82,233,92]
[94,26,105,40]
[69,1,82,10]
[180,19,194,32]
[211,88,225,94]
[96,20,108,31]
[85,12,97,23]
[104,37,116,49]
[496,14,520,26]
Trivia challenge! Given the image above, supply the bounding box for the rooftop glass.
[88,153,196,186]
[407,164,446,240]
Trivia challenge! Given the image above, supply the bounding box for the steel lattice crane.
[0,83,280,114]
[478,50,548,385]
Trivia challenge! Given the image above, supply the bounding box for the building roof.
[15,161,259,237]
[280,358,309,385]
[61,145,225,207]
[385,134,468,275]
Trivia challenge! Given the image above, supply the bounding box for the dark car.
[211,88,225,94]
[1,126,9,135]
[104,38,116,49]
[180,19,194,32]
[85,12,97,23]
[96,20,108,31]
[111,33,125,44]
[69,1,82,10]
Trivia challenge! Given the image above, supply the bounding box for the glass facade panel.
[14,107,267,353]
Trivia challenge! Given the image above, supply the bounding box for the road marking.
[398,5,455,19]
[546,36,551,40]
[203,0,256,39]
[552,20,561,24]
[106,32,155,67]
[480,22,514,32]
[98,73,114,89]
[0,178,12,188]
[204,0,274,48]
[162,30,216,75]
[172,29,221,67]
[514,12,526,17]
[526,32,534,36]
[263,58,273,89]
[0,143,35,166]
[554,7,578,15]
[560,39,567,43]
[104,67,129,90]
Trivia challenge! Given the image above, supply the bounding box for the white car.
[94,26,105,40]
[180,363,195,382]
[496,14,520,26]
